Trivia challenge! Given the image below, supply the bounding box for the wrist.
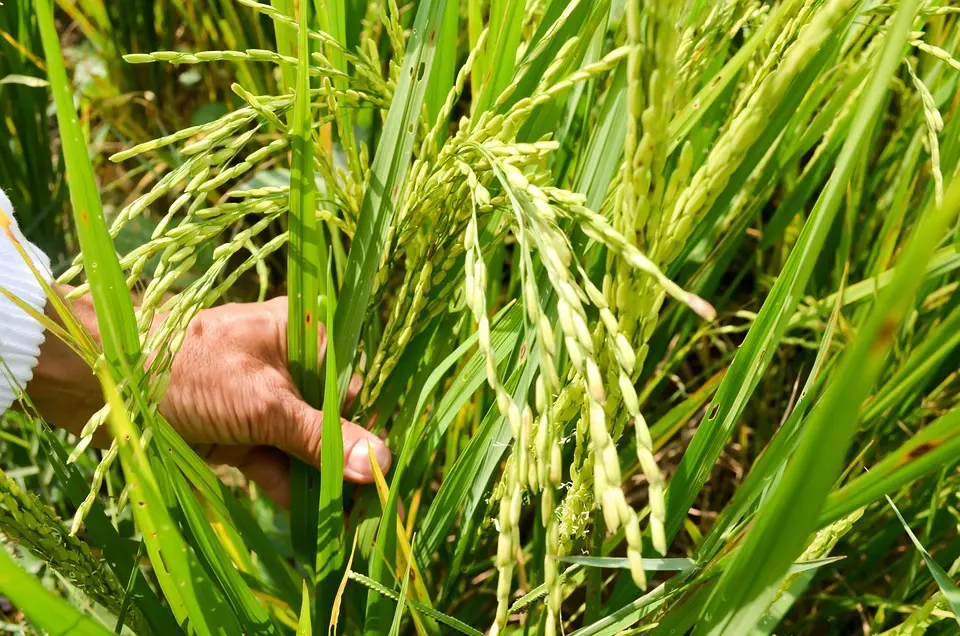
[27,286,104,437]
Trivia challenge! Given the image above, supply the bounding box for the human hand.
[29,291,391,507]
[160,296,390,507]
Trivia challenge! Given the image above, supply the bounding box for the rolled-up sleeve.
[0,190,52,414]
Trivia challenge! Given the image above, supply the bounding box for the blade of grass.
[859,303,960,423]
[167,460,275,634]
[442,346,540,599]
[573,63,625,210]
[402,303,522,485]
[271,0,297,89]
[820,407,960,526]
[425,0,458,124]
[330,529,360,634]
[557,556,843,574]
[317,260,344,628]
[571,555,845,636]
[35,0,140,375]
[36,5,258,631]
[152,421,301,609]
[297,581,311,636]
[559,557,695,572]
[697,271,846,561]
[468,0,485,97]
[885,495,960,626]
[470,0,524,115]
[416,362,525,568]
[348,571,483,636]
[99,365,237,634]
[798,244,960,319]
[367,443,438,636]
[114,540,146,634]
[287,0,327,569]
[571,577,690,636]
[388,538,415,636]
[752,569,820,636]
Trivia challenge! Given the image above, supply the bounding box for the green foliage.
[0,1,69,263]
[1,0,959,634]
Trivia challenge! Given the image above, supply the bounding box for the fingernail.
[347,439,391,477]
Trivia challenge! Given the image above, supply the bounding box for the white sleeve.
[0,189,53,414]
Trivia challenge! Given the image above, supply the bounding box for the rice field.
[0,0,959,634]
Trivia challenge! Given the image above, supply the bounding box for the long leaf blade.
[886,495,960,626]
[316,262,344,627]
[287,0,326,569]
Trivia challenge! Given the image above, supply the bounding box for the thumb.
[277,397,392,484]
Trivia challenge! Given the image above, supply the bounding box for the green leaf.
[820,407,960,526]
[152,421,301,610]
[114,540,146,634]
[35,0,141,375]
[297,581,312,636]
[287,0,326,569]
[416,362,526,568]
[558,557,696,572]
[858,303,960,424]
[270,0,297,89]
[338,4,448,632]
[698,269,845,562]
[570,577,689,636]
[402,303,522,489]
[557,556,843,575]
[349,571,483,636]
[388,539,415,636]
[574,62,626,210]
[886,495,960,626]
[425,0,458,124]
[167,461,274,634]
[471,0,524,115]
[100,368,237,635]
[317,261,344,627]
[798,244,960,320]
[36,5,253,633]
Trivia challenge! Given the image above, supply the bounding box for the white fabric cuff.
[0,190,52,414]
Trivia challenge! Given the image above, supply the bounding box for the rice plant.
[1,0,959,634]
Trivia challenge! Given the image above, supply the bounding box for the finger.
[234,446,292,509]
[276,397,391,484]
[345,373,362,408]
